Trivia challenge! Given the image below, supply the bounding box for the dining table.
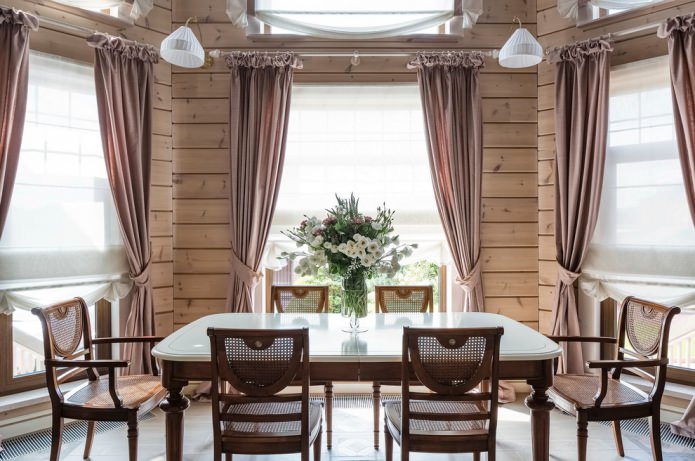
[152,312,562,461]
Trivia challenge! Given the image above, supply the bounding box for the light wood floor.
[17,397,694,460]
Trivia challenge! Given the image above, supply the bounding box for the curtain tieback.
[231,249,262,288]
[455,259,482,294]
[557,261,581,285]
[130,259,151,287]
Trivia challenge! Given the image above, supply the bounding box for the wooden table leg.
[525,383,555,461]
[160,382,190,461]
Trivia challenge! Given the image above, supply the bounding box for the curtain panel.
[225,51,300,313]
[88,32,158,375]
[0,7,38,238]
[408,51,485,314]
[658,11,695,440]
[548,38,612,374]
[659,13,695,229]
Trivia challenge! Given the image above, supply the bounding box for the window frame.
[0,299,112,396]
[576,0,685,30]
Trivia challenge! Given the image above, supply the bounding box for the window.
[236,0,482,38]
[41,0,151,21]
[573,0,673,26]
[0,51,125,395]
[584,55,695,378]
[268,85,448,312]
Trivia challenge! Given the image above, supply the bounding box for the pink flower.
[364,216,373,222]
[323,216,337,225]
[312,228,325,236]
[352,216,364,225]
[300,219,308,228]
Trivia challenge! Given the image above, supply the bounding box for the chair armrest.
[589,358,667,408]
[92,336,164,345]
[46,359,128,408]
[547,335,617,344]
[45,359,130,368]
[587,358,668,369]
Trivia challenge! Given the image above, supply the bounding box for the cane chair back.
[271,285,329,313]
[207,328,322,461]
[375,286,433,313]
[547,297,680,461]
[32,298,165,461]
[33,299,96,399]
[383,327,503,461]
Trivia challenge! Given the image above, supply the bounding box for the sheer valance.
[49,0,153,20]
[227,0,482,38]
[557,0,661,20]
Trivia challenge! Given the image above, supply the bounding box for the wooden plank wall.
[5,0,175,336]
[171,0,540,330]
[535,0,695,334]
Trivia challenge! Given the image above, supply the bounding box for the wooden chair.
[372,285,434,448]
[269,285,334,448]
[384,326,504,461]
[32,297,166,461]
[548,296,681,461]
[207,327,322,461]
[271,285,329,313]
[375,285,434,314]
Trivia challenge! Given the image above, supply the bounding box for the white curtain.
[50,0,153,20]
[581,56,695,308]
[0,52,128,314]
[557,0,661,20]
[267,84,447,268]
[228,0,482,38]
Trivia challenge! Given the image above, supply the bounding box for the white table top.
[152,312,562,363]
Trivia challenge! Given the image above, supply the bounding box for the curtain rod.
[544,21,660,55]
[36,15,99,37]
[209,49,500,59]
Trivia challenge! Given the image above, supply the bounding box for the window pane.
[0,51,122,253]
[593,55,695,248]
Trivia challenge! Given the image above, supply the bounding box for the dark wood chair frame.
[270,285,329,314]
[32,297,165,461]
[375,285,434,314]
[269,285,335,449]
[372,285,434,448]
[384,326,504,461]
[207,327,321,461]
[548,296,681,461]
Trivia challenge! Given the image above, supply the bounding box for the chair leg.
[313,424,322,461]
[473,453,480,461]
[224,455,232,461]
[612,420,625,457]
[373,382,381,449]
[50,413,64,461]
[577,414,588,461]
[127,414,138,461]
[83,421,96,459]
[383,419,393,461]
[649,413,663,461]
[324,382,333,450]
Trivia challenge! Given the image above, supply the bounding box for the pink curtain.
[659,12,695,439]
[548,38,612,374]
[224,52,300,312]
[0,7,37,237]
[87,33,158,375]
[407,52,485,313]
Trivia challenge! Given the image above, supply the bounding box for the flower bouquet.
[281,194,417,332]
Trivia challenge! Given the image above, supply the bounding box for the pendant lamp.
[498,17,543,68]
[160,17,205,68]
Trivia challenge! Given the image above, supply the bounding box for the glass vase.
[341,273,368,333]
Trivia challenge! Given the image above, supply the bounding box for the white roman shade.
[0,52,129,314]
[227,0,483,38]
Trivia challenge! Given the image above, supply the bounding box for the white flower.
[323,242,332,249]
[353,233,364,242]
[338,243,347,253]
[371,221,383,231]
[312,236,324,247]
[366,241,380,253]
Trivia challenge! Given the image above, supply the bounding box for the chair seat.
[65,375,164,409]
[384,400,489,438]
[549,374,649,411]
[222,401,322,437]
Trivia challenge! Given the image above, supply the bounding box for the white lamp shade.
[498,27,543,68]
[160,25,205,68]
